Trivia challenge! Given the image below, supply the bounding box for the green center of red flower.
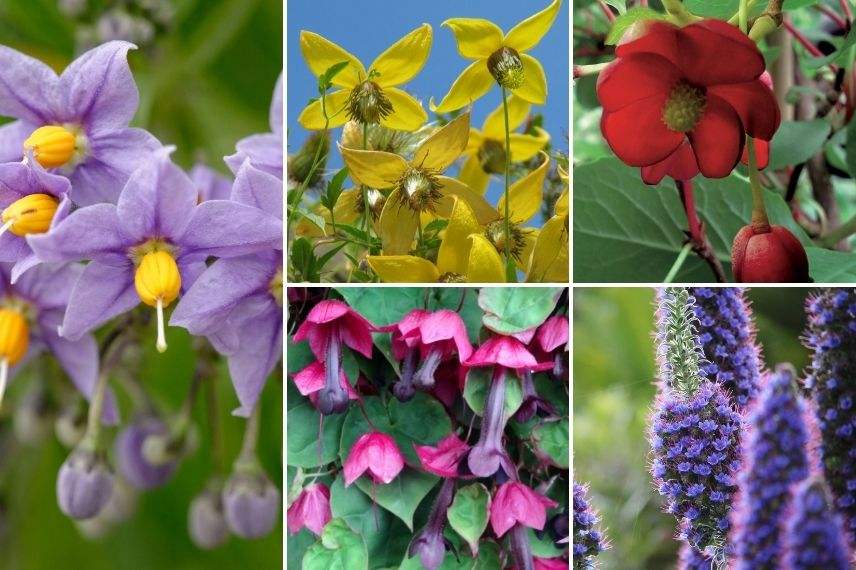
[662,82,707,133]
[396,167,442,213]
[478,139,507,174]
[487,47,524,90]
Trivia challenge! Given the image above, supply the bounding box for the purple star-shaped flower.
[0,41,161,205]
[0,262,117,423]
[225,73,282,179]
[28,149,282,352]
[171,161,282,416]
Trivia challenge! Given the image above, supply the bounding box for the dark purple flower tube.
[804,288,856,541]
[730,365,812,570]
[783,477,853,570]
[222,470,281,539]
[189,484,230,550]
[509,522,535,570]
[514,371,556,423]
[689,287,762,410]
[573,482,606,568]
[317,329,349,415]
[393,349,418,402]
[115,416,177,490]
[56,448,114,520]
[467,367,514,479]
[409,478,455,570]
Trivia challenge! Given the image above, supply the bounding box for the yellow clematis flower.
[431,0,561,113]
[460,95,550,194]
[526,171,568,282]
[367,198,505,283]
[298,24,433,131]
[340,112,495,255]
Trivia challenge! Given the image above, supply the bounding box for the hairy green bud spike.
[655,287,706,397]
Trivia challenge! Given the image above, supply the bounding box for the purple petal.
[231,161,282,219]
[116,148,196,242]
[0,46,58,124]
[58,41,138,130]
[178,200,282,259]
[225,133,282,178]
[0,161,71,204]
[178,258,208,293]
[0,232,31,263]
[0,120,32,163]
[270,74,282,136]
[227,308,282,416]
[27,203,130,264]
[190,163,232,202]
[15,263,82,309]
[60,261,137,340]
[12,197,75,283]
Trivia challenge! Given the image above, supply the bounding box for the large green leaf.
[463,368,524,421]
[478,288,562,334]
[807,247,856,282]
[532,420,570,469]
[769,120,832,170]
[447,484,491,555]
[302,518,369,570]
[286,382,346,467]
[606,7,666,45]
[573,157,810,282]
[355,468,438,530]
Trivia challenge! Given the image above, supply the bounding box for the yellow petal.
[371,24,433,87]
[509,128,550,162]
[413,112,470,172]
[497,153,549,224]
[458,154,491,195]
[297,89,351,130]
[442,18,504,60]
[511,54,547,105]
[377,189,418,255]
[436,176,498,225]
[300,31,365,88]
[379,88,427,131]
[466,128,483,155]
[526,214,568,283]
[339,145,408,189]
[436,197,480,276]
[482,95,531,139]
[554,188,568,217]
[332,188,362,225]
[467,234,507,283]
[430,60,493,114]
[503,0,562,52]
[367,255,439,283]
[516,227,539,271]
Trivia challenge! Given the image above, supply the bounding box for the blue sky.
[287,0,568,208]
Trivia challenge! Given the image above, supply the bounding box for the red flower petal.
[709,80,780,140]
[740,138,770,170]
[293,361,325,396]
[688,95,745,178]
[616,20,681,67]
[536,315,569,353]
[640,139,699,185]
[414,433,470,477]
[678,20,766,86]
[420,309,473,362]
[601,96,684,167]
[597,53,679,112]
[464,336,539,369]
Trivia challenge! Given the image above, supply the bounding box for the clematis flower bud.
[23,125,79,169]
[731,224,809,283]
[490,481,558,538]
[1,193,59,237]
[56,448,114,520]
[134,249,182,353]
[189,484,230,549]
[222,470,281,539]
[343,431,405,486]
[409,478,455,570]
[487,46,525,89]
[115,417,177,490]
[413,310,472,390]
[414,433,470,478]
[287,483,331,536]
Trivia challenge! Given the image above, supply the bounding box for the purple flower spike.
[783,477,853,570]
[409,478,455,570]
[731,365,812,570]
[56,448,114,520]
[804,288,856,541]
[0,41,162,205]
[688,288,762,410]
[115,416,177,490]
[188,485,230,550]
[222,470,281,539]
[28,150,282,353]
[678,543,712,570]
[225,73,282,178]
[573,482,606,569]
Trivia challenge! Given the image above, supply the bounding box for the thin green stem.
[287,92,331,237]
[80,328,132,450]
[205,366,226,474]
[236,403,261,469]
[739,0,750,33]
[662,0,699,24]
[817,214,856,248]
[501,87,512,283]
[747,138,771,231]
[664,243,693,283]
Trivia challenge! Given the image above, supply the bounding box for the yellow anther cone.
[134,251,181,353]
[1,194,59,236]
[24,126,76,169]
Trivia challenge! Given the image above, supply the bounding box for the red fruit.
[731,225,810,282]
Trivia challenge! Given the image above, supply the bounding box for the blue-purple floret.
[783,478,853,570]
[804,288,856,542]
[650,381,742,554]
[678,542,713,570]
[730,366,811,570]
[573,482,605,570]
[689,288,762,410]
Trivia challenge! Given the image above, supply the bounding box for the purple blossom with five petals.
[0,41,162,205]
[225,74,282,178]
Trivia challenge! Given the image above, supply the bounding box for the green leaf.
[806,247,856,282]
[302,518,368,570]
[321,167,349,211]
[286,382,346,467]
[603,0,626,14]
[478,288,562,334]
[463,368,524,421]
[846,115,856,178]
[447,484,490,554]
[606,7,666,45]
[318,61,350,93]
[532,420,570,469]
[769,120,832,170]
[573,157,811,282]
[528,528,564,558]
[355,468,438,530]
[807,25,856,68]
[682,0,766,18]
[290,237,316,280]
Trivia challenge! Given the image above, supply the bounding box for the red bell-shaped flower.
[343,431,405,486]
[286,483,331,536]
[731,224,810,283]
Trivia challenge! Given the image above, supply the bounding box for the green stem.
[80,328,132,450]
[662,0,699,24]
[747,138,771,231]
[664,243,693,283]
[501,87,513,283]
[287,92,331,237]
[817,214,856,248]
[739,0,750,33]
[235,403,261,470]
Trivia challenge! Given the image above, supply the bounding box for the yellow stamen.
[134,250,181,353]
[23,126,77,169]
[1,193,59,236]
[0,307,29,409]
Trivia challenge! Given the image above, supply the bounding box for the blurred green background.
[573,287,812,570]
[0,1,283,568]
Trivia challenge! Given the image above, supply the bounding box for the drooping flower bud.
[287,483,331,536]
[343,431,405,486]
[1,193,59,237]
[23,125,79,169]
[115,417,177,490]
[287,130,329,187]
[408,478,455,570]
[783,478,853,570]
[189,484,230,549]
[56,448,114,520]
[55,399,87,449]
[222,470,281,539]
[731,224,809,283]
[414,433,470,478]
[490,481,558,538]
[134,249,181,352]
[487,46,525,89]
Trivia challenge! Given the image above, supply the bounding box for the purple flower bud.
[189,486,230,549]
[573,482,606,567]
[467,368,514,479]
[413,349,443,390]
[731,365,812,570]
[115,417,177,490]
[783,478,853,570]
[57,448,114,520]
[222,470,281,539]
[804,288,856,541]
[409,479,455,570]
[393,349,417,402]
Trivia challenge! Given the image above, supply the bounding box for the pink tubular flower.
[536,316,569,354]
[343,431,405,486]
[292,361,359,409]
[490,481,558,537]
[465,335,541,370]
[414,433,470,477]
[413,310,473,390]
[382,309,430,402]
[286,483,331,536]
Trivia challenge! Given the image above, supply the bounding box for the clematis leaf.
[302,518,368,570]
[478,287,562,334]
[318,61,351,93]
[447,483,490,555]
